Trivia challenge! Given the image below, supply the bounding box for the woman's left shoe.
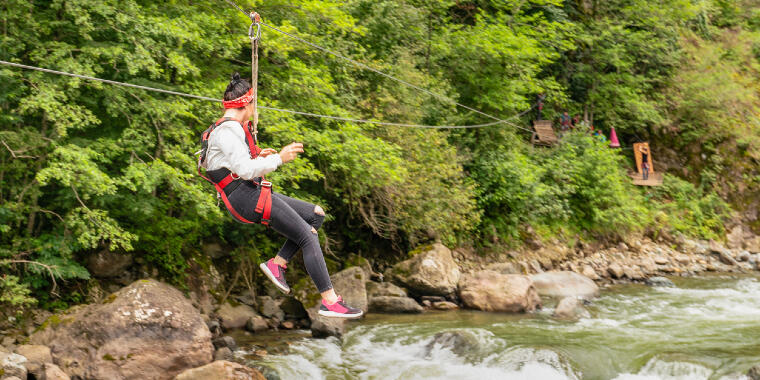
[318,296,363,318]
[259,258,291,294]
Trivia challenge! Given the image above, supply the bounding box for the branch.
[1,259,59,295]
[1,140,37,159]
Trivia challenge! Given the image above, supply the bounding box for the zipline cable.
[219,0,529,128]
[0,60,534,131]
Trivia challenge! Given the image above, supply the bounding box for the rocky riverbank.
[2,226,759,379]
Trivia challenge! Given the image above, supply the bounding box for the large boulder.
[458,271,541,312]
[174,360,265,380]
[256,296,285,321]
[87,249,133,278]
[369,296,423,313]
[30,279,213,380]
[44,362,71,380]
[217,303,260,330]
[331,266,368,313]
[389,244,460,296]
[530,271,600,299]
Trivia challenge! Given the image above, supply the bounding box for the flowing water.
[236,274,760,380]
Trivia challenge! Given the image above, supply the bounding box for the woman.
[203,73,362,318]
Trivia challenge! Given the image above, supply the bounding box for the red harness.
[197,117,273,226]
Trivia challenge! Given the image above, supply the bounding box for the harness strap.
[255,181,273,225]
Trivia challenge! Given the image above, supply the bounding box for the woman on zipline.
[201,73,362,318]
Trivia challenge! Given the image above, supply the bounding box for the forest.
[1,0,758,312]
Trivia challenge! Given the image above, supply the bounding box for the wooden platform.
[531,120,558,146]
[628,171,663,186]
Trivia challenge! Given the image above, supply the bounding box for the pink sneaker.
[318,296,363,318]
[259,258,290,294]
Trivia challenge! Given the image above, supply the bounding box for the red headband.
[222,88,254,109]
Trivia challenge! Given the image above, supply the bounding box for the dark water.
[236,274,760,380]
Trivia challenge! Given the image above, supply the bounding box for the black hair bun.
[231,72,241,81]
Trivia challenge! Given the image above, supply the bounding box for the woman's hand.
[258,148,277,158]
[279,142,304,164]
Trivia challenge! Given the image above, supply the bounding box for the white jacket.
[204,120,282,180]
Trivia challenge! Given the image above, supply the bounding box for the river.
[236,274,760,380]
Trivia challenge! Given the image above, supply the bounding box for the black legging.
[226,181,333,292]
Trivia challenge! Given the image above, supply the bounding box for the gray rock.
[645,276,675,287]
[30,279,213,380]
[366,282,407,298]
[217,303,259,330]
[0,352,27,379]
[737,251,751,262]
[15,344,52,377]
[212,336,237,351]
[389,244,461,296]
[458,271,541,312]
[214,347,234,361]
[44,362,71,380]
[369,296,423,313]
[530,271,600,299]
[748,365,760,380]
[607,263,625,279]
[245,316,269,333]
[257,296,285,321]
[424,331,479,357]
[553,297,589,319]
[174,360,266,380]
[87,249,133,278]
[310,317,347,339]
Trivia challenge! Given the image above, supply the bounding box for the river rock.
[217,303,259,330]
[44,362,71,380]
[607,263,624,279]
[87,249,133,278]
[366,282,407,298]
[30,279,213,380]
[581,265,599,280]
[310,317,347,339]
[530,271,600,299]
[424,331,479,357]
[748,365,760,380]
[257,296,285,321]
[15,344,51,376]
[645,276,675,287]
[737,250,751,262]
[433,301,459,310]
[369,296,423,313]
[212,336,237,351]
[0,353,27,379]
[214,347,234,361]
[458,271,540,312]
[389,244,461,296]
[553,297,589,319]
[174,360,265,380]
[245,315,269,333]
[653,255,669,265]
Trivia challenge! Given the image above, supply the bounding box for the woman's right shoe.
[259,258,291,294]
[318,296,364,318]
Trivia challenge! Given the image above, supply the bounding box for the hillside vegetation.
[0,0,758,311]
